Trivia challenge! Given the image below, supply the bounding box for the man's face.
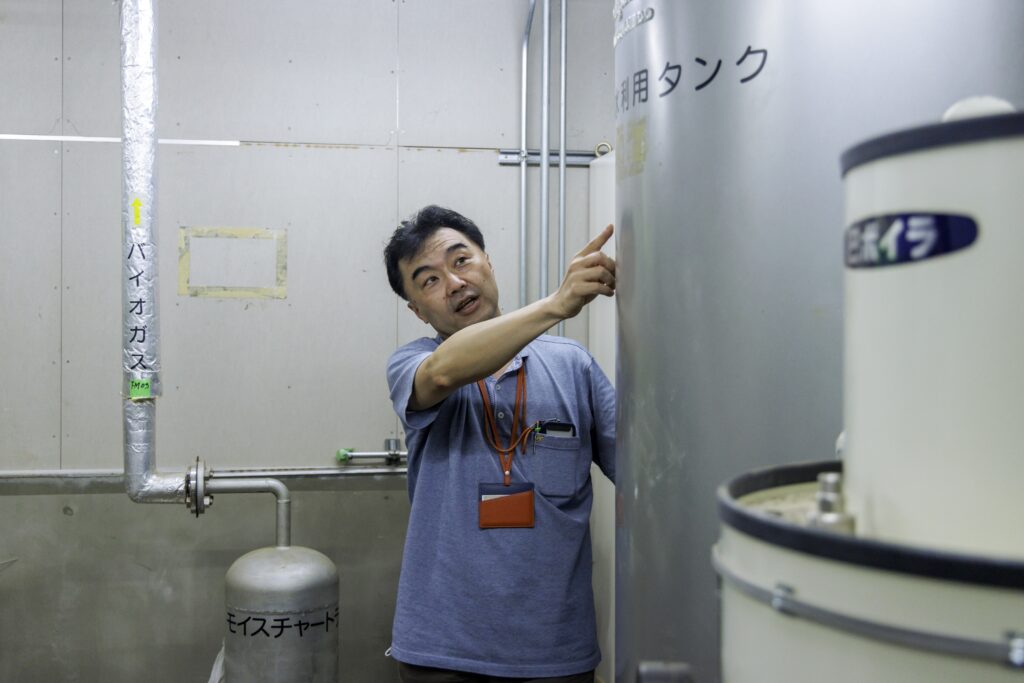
[399,227,501,337]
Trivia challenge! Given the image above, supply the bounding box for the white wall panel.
[61,1,119,138]
[59,141,122,469]
[62,1,399,144]
[0,0,62,134]
[159,144,400,468]
[562,0,616,151]
[158,1,398,144]
[399,1,614,152]
[398,0,525,149]
[0,142,62,469]
[61,142,400,469]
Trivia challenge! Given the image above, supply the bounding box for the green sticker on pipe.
[129,379,152,399]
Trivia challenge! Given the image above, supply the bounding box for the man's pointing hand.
[551,224,616,320]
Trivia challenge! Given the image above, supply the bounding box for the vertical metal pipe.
[520,0,536,309]
[557,0,567,336]
[539,0,551,299]
[207,478,292,548]
[121,0,160,396]
[121,0,183,503]
[277,497,291,548]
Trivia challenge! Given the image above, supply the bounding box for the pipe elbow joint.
[124,472,188,504]
[125,475,147,503]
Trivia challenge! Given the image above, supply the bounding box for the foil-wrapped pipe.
[121,0,161,398]
[121,0,183,503]
[124,400,186,502]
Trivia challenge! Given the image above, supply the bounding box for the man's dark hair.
[384,205,486,300]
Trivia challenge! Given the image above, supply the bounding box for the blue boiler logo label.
[845,213,978,268]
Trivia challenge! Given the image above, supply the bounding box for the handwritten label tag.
[129,379,152,399]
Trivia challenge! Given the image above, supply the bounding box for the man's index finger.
[578,224,614,257]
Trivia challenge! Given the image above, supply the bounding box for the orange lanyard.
[476,362,533,486]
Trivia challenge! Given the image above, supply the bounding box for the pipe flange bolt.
[186,457,210,517]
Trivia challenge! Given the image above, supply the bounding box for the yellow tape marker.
[177,226,288,299]
[132,198,142,225]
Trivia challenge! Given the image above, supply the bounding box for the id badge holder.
[478,482,535,528]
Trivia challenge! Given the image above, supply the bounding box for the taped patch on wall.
[178,227,287,299]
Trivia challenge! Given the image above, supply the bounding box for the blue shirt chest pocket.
[527,434,583,498]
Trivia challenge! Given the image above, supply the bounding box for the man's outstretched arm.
[410,225,617,410]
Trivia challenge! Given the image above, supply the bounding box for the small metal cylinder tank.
[225,546,339,682]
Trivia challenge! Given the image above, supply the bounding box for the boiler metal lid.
[840,111,1024,177]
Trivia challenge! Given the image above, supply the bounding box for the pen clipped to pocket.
[536,419,576,438]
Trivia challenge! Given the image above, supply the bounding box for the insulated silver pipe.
[124,402,184,502]
[121,0,183,504]
[556,0,567,336]
[207,478,291,548]
[519,0,536,309]
[539,0,551,299]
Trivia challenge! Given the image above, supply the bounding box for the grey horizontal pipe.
[498,148,597,167]
[0,465,407,479]
[211,464,407,477]
[335,451,408,459]
[207,477,291,547]
[0,469,127,479]
[0,465,407,496]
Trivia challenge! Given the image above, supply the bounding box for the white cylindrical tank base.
[716,462,1024,683]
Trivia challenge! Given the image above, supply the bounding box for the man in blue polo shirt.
[383,205,616,682]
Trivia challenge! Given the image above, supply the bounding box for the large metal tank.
[224,546,339,682]
[612,2,1024,681]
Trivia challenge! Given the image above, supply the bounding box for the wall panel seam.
[59,0,66,469]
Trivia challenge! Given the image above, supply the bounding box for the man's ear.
[407,301,429,325]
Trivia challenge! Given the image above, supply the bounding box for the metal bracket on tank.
[637,661,694,682]
[770,583,796,615]
[185,457,212,517]
[1009,632,1024,668]
[713,547,1024,671]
